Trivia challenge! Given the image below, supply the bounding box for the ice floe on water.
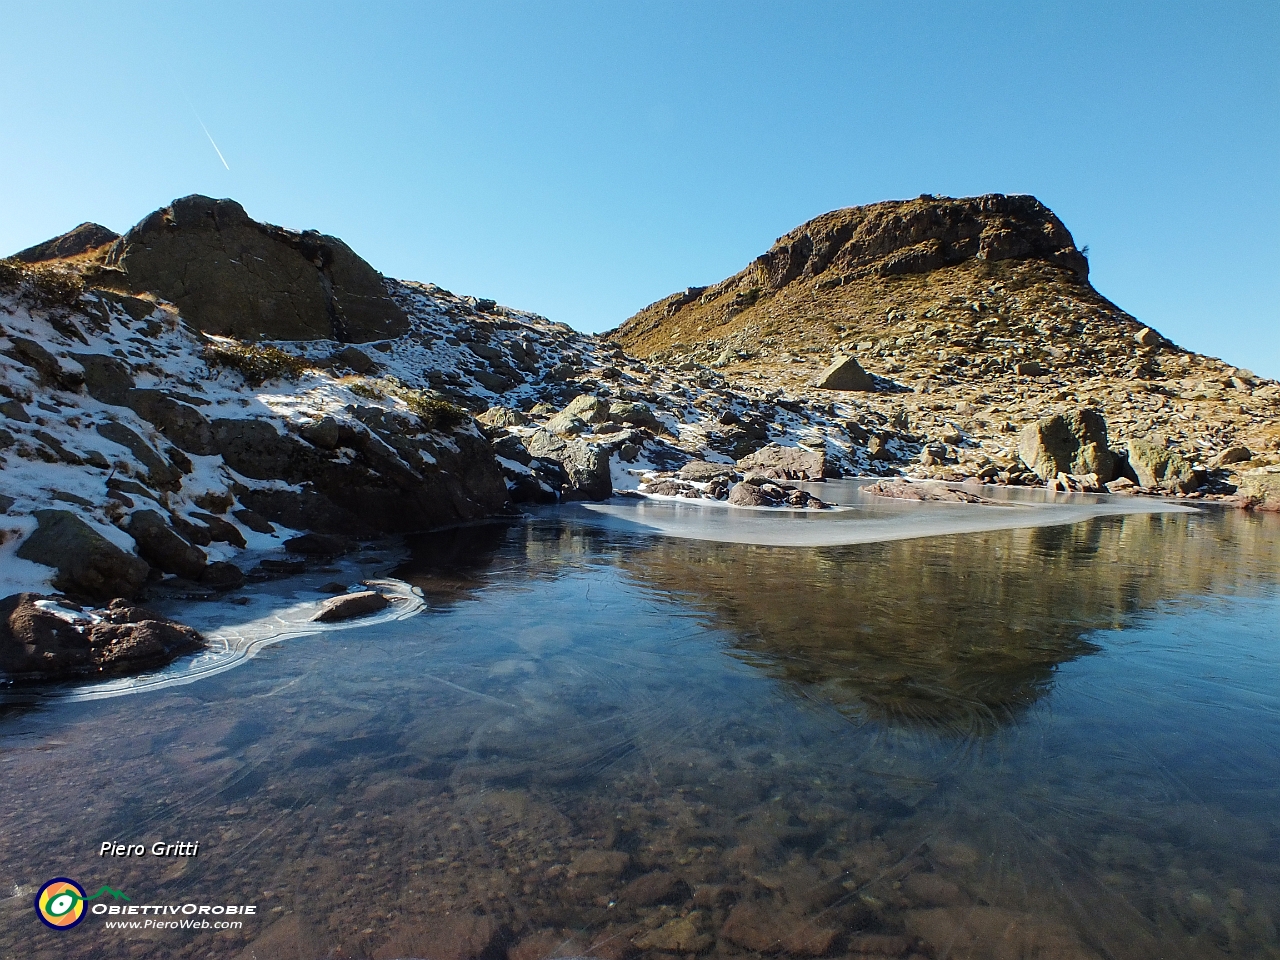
[563,479,1197,547]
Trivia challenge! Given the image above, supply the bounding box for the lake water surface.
[2,496,1278,960]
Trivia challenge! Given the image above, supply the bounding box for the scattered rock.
[678,460,737,481]
[619,870,689,907]
[16,510,150,602]
[285,532,357,556]
[311,590,390,623]
[815,354,875,391]
[569,849,630,876]
[1209,445,1252,469]
[478,406,528,429]
[609,400,660,429]
[124,388,216,455]
[558,441,614,501]
[727,481,772,506]
[300,416,341,450]
[331,344,379,374]
[126,510,207,579]
[200,562,246,590]
[95,421,183,490]
[371,912,507,960]
[74,353,135,405]
[633,914,712,954]
[232,508,275,535]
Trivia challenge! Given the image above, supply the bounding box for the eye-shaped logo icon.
[35,878,87,929]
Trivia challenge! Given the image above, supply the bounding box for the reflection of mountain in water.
[609,510,1280,733]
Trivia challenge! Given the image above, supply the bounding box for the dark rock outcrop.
[210,417,508,535]
[0,594,203,682]
[99,195,408,343]
[15,511,150,602]
[12,223,120,263]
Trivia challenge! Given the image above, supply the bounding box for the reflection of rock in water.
[610,511,1280,732]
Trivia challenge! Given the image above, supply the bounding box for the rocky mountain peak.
[13,222,119,264]
[751,193,1087,291]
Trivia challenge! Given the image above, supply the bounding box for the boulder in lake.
[736,443,830,480]
[1018,409,1115,483]
[312,590,390,622]
[814,354,875,391]
[16,510,150,602]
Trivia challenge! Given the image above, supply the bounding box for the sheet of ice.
[560,480,1197,547]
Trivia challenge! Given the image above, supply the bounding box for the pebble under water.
[1,506,1278,960]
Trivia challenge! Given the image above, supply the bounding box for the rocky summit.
[2,193,1278,678]
[614,193,1280,497]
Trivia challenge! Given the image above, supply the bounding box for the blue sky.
[3,2,1277,376]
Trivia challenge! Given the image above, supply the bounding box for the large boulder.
[1125,439,1200,493]
[559,441,613,501]
[609,400,661,430]
[562,394,612,424]
[1236,467,1280,510]
[1018,409,1115,482]
[98,195,408,343]
[15,511,150,602]
[126,510,208,579]
[814,354,875,391]
[737,443,831,480]
[0,594,203,682]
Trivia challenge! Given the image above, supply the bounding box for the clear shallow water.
[1,508,1278,960]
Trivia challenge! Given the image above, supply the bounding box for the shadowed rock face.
[99,195,408,343]
[11,222,120,263]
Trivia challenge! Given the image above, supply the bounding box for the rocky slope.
[3,193,1278,649]
[614,193,1280,498]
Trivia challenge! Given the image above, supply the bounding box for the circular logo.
[35,878,87,930]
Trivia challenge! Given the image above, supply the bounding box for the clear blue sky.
[3,2,1277,376]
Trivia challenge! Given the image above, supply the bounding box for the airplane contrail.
[186,97,230,170]
[196,114,230,170]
